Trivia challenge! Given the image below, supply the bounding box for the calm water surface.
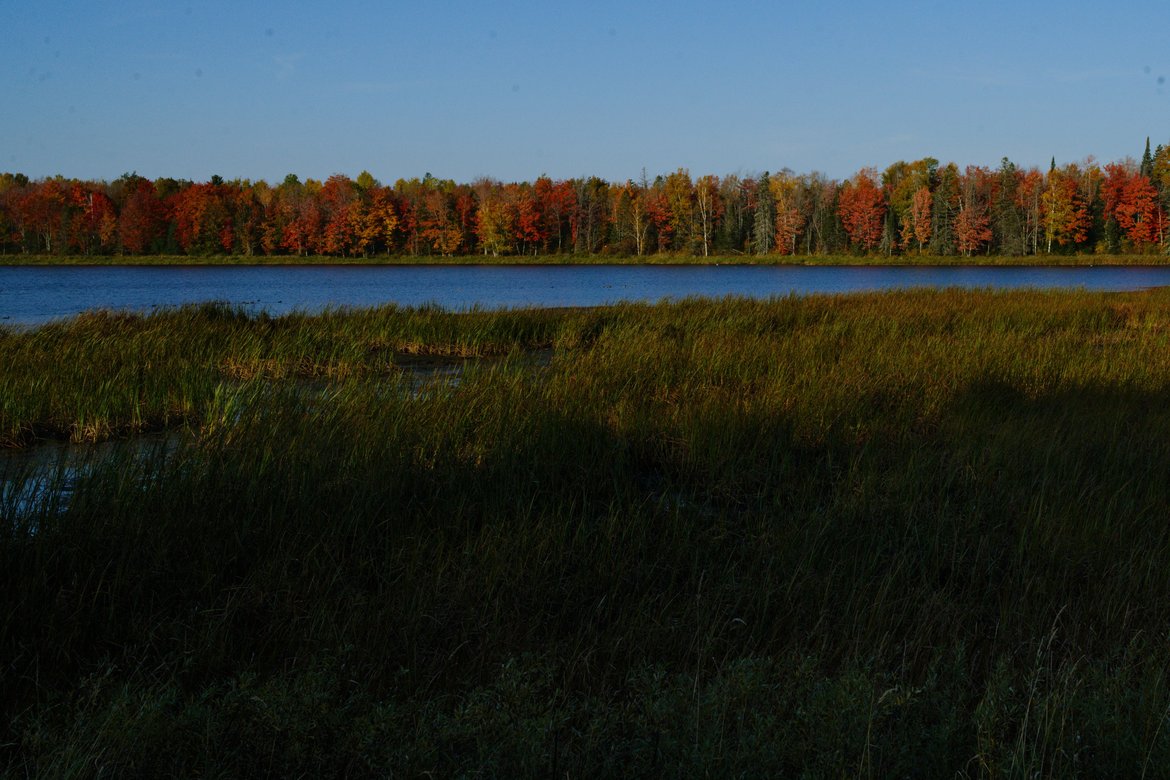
[4,264,1170,326]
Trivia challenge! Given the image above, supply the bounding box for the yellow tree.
[348,199,380,257]
[422,188,463,256]
[365,188,399,255]
[899,186,932,252]
[883,158,936,252]
[475,194,513,256]
[769,172,805,255]
[1041,166,1089,252]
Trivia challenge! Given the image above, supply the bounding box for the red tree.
[902,185,932,251]
[117,179,168,254]
[17,179,67,253]
[1116,174,1163,247]
[837,169,886,250]
[955,203,992,255]
[512,185,545,254]
[68,183,117,255]
[172,182,233,254]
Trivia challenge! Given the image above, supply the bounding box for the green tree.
[751,172,775,255]
[993,158,1026,256]
[1141,137,1154,179]
[931,164,961,255]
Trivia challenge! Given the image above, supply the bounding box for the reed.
[4,290,1170,776]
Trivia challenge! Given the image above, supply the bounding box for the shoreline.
[3,252,1170,267]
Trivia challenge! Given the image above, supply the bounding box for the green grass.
[4,291,1170,776]
[4,252,1170,266]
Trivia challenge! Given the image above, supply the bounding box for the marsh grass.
[5,290,1170,776]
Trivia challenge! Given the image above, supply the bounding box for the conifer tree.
[751,172,775,255]
[1141,137,1154,178]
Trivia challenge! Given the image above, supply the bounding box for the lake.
[4,263,1170,326]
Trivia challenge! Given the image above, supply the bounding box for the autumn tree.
[900,185,932,252]
[1041,165,1090,251]
[644,184,673,253]
[532,176,574,254]
[279,178,324,256]
[365,187,399,255]
[17,179,67,253]
[116,176,168,254]
[318,174,360,255]
[953,166,994,256]
[662,169,696,254]
[510,184,544,255]
[769,171,806,255]
[262,175,299,255]
[473,179,512,256]
[421,184,463,256]
[172,182,235,254]
[882,158,935,254]
[394,176,429,256]
[67,184,117,255]
[1116,174,1163,248]
[837,168,885,251]
[231,181,267,257]
[954,205,991,255]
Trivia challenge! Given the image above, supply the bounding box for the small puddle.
[1,434,180,527]
[392,349,552,396]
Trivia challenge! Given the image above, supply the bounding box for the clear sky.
[4,0,1169,184]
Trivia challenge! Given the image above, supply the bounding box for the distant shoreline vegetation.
[5,254,1170,267]
[3,142,1170,260]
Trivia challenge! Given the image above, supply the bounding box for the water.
[4,264,1170,327]
[1,435,178,526]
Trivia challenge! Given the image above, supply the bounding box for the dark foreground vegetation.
[4,290,1170,776]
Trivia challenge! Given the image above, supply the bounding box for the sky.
[4,0,1170,185]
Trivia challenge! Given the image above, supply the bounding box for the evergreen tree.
[1141,137,1154,178]
[752,172,775,255]
[930,163,960,255]
[994,157,1025,256]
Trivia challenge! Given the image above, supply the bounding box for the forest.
[3,140,1170,260]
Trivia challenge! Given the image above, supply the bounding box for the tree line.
[3,141,1170,258]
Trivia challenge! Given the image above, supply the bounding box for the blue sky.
[4,0,1169,183]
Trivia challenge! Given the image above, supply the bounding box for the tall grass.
[4,290,1170,776]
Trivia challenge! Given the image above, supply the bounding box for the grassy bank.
[3,252,1170,266]
[4,291,1170,776]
